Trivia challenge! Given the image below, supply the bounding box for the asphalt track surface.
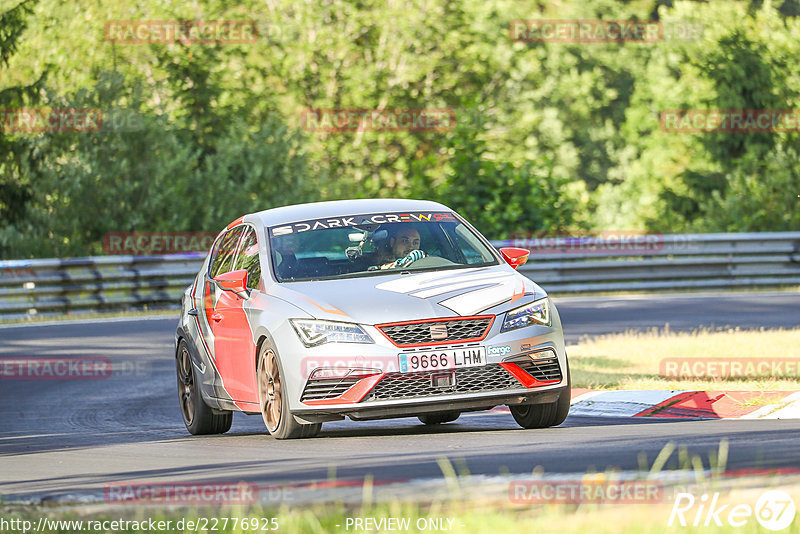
[1,291,798,502]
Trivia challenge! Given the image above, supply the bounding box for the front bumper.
[280,299,569,419]
[293,381,567,422]
[291,347,567,423]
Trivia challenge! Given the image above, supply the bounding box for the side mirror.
[214,269,250,298]
[499,247,530,270]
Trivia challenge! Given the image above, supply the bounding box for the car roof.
[243,198,453,227]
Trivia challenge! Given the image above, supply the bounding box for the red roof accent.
[226,216,244,229]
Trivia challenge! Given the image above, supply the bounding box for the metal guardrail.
[499,232,800,293]
[0,253,204,320]
[1,233,799,320]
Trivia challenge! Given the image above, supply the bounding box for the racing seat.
[296,257,330,277]
[276,250,298,279]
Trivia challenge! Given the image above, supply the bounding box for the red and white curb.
[569,389,800,419]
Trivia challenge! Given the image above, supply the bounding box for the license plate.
[398,347,487,373]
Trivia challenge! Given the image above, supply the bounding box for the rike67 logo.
[669,490,796,531]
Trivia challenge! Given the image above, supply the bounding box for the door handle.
[211,312,224,322]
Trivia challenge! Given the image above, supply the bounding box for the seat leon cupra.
[176,199,569,438]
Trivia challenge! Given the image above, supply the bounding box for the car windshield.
[267,211,499,282]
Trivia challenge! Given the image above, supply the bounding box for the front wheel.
[509,360,570,429]
[176,339,233,435]
[257,342,321,439]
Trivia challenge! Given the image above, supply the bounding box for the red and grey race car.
[176,199,569,438]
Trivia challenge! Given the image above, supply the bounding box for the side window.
[453,223,494,264]
[209,226,245,278]
[233,227,262,290]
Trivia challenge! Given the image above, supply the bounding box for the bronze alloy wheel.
[177,344,195,426]
[256,342,321,439]
[258,347,282,432]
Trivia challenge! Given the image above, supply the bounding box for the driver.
[378,226,426,269]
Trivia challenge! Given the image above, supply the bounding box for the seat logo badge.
[430,324,448,340]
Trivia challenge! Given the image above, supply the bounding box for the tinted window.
[209,226,245,278]
[267,211,499,282]
[233,227,261,290]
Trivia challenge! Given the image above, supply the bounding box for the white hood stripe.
[375,268,489,294]
[438,277,525,316]
[376,267,527,316]
[410,273,515,299]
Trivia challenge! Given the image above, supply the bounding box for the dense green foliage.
[0,0,798,258]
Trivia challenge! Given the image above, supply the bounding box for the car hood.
[268,266,543,324]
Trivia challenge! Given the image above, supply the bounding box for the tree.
[0,0,45,236]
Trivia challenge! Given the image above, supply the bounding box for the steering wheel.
[403,255,456,268]
[393,249,426,268]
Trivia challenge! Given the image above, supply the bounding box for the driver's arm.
[381,249,426,269]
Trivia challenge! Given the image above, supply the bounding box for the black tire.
[176,339,233,435]
[418,411,461,425]
[509,360,570,429]
[257,342,321,440]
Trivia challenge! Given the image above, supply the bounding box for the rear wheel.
[418,411,461,425]
[176,339,233,435]
[257,342,321,439]
[509,360,570,429]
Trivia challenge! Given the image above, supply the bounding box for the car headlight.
[290,319,374,347]
[501,298,551,332]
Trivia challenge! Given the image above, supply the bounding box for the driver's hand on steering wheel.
[383,249,426,269]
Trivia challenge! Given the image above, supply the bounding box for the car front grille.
[362,364,521,402]
[300,377,361,401]
[376,316,494,347]
[300,354,562,404]
[514,355,562,382]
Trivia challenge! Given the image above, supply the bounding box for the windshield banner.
[269,212,458,236]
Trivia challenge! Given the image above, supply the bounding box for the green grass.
[569,327,800,390]
[3,489,800,533]
[2,444,799,533]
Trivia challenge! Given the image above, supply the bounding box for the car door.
[203,226,244,398]
[210,226,260,404]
